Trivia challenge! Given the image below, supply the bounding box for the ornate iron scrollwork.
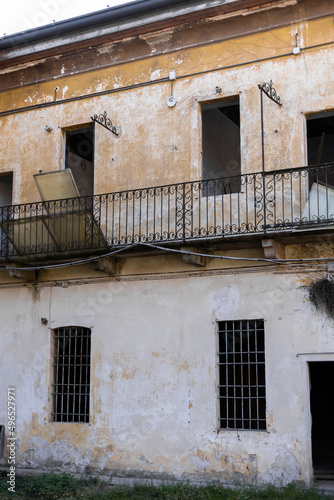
[91,111,120,136]
[175,183,193,241]
[258,80,281,106]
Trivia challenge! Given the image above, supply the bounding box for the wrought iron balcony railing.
[0,163,334,259]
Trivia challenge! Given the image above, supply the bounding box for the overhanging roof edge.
[0,0,282,54]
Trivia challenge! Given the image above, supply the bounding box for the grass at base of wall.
[0,471,332,499]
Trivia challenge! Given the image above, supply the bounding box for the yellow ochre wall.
[0,16,333,204]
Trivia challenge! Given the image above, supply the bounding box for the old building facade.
[0,0,334,487]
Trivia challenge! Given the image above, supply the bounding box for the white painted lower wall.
[0,269,332,486]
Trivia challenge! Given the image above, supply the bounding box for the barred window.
[218,319,266,430]
[52,327,91,423]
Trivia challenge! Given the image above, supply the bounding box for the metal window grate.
[52,327,91,423]
[218,319,266,431]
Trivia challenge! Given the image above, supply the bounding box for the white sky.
[0,0,134,37]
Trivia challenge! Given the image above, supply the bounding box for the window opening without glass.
[52,327,91,423]
[0,173,13,208]
[0,173,13,255]
[218,319,266,430]
[307,111,334,190]
[202,98,241,196]
[65,126,94,197]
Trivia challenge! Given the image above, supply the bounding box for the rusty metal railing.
[0,163,333,258]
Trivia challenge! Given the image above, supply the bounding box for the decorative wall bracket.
[258,80,281,106]
[258,79,282,176]
[91,111,120,136]
[258,79,283,232]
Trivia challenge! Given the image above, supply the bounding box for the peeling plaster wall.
[0,1,334,487]
[1,46,334,201]
[0,15,334,202]
[0,269,331,485]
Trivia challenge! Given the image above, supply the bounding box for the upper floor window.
[202,98,241,196]
[65,126,94,197]
[52,326,91,423]
[307,111,334,192]
[307,111,334,166]
[0,173,13,208]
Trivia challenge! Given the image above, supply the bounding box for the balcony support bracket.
[261,239,285,259]
[93,257,117,275]
[181,246,207,267]
[6,264,36,281]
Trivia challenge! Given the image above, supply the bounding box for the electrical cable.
[0,244,136,272]
[1,240,334,272]
[1,40,334,118]
[138,242,334,265]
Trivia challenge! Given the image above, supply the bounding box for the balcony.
[0,163,333,260]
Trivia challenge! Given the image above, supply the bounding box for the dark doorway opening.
[65,126,94,197]
[0,173,13,256]
[202,98,241,196]
[0,173,13,207]
[307,112,334,191]
[310,362,334,480]
[307,113,334,165]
